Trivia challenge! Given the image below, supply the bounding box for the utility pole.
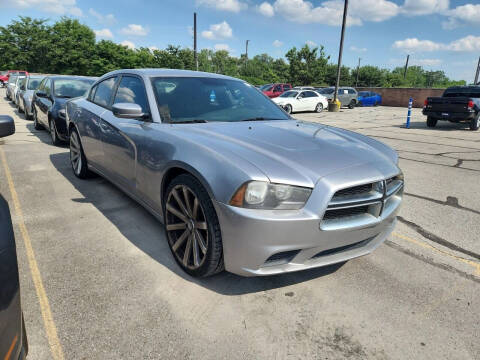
[355,57,361,88]
[474,56,480,85]
[194,12,198,71]
[332,0,348,111]
[403,54,410,79]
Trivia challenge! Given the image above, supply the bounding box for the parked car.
[0,115,28,360]
[317,87,358,109]
[293,86,315,90]
[0,70,28,88]
[16,75,45,120]
[271,90,328,114]
[66,69,403,277]
[32,75,96,145]
[12,76,26,107]
[357,91,382,107]
[262,83,292,98]
[6,74,19,100]
[423,86,480,130]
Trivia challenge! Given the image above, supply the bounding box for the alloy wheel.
[165,185,208,270]
[70,131,82,175]
[315,103,323,113]
[50,120,57,143]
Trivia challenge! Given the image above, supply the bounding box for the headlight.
[230,181,312,210]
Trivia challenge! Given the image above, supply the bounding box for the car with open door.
[32,75,96,145]
[0,115,28,360]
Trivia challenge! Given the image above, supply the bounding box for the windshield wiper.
[240,117,277,122]
[172,119,208,124]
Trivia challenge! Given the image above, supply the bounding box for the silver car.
[66,69,403,277]
[17,75,45,119]
[318,87,358,109]
[6,74,20,101]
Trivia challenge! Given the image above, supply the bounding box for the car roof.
[46,75,97,81]
[102,68,241,81]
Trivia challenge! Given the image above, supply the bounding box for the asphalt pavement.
[0,91,478,359]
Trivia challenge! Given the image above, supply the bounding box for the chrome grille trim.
[321,176,403,231]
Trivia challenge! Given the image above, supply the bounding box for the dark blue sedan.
[357,91,382,106]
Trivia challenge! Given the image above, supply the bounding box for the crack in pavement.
[398,156,480,172]
[404,193,480,216]
[397,216,480,261]
[385,240,480,283]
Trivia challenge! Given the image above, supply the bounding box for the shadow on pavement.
[395,120,472,131]
[49,151,345,296]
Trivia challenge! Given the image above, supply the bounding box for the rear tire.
[284,104,292,114]
[163,174,224,277]
[427,116,437,128]
[470,114,480,131]
[33,108,43,130]
[49,119,61,146]
[348,100,355,109]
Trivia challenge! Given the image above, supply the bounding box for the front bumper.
[214,162,402,276]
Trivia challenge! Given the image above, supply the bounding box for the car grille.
[321,175,403,231]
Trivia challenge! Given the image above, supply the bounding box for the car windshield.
[28,78,44,90]
[53,79,94,98]
[318,88,334,94]
[151,77,290,123]
[8,75,17,84]
[279,91,299,98]
[443,87,480,98]
[260,84,272,91]
[0,71,7,75]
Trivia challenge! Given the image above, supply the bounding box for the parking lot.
[0,88,478,359]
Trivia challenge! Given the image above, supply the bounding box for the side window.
[348,88,356,94]
[37,78,45,91]
[43,79,51,95]
[93,77,116,108]
[274,85,282,92]
[88,84,97,101]
[113,76,148,113]
[283,84,291,91]
[305,91,318,98]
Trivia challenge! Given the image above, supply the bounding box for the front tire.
[427,116,437,128]
[470,114,480,131]
[164,174,224,277]
[348,100,356,109]
[24,100,32,120]
[315,103,324,113]
[69,128,90,179]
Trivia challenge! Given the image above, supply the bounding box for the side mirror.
[0,116,15,138]
[36,90,47,98]
[112,103,145,119]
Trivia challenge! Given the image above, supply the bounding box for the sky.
[1,0,479,82]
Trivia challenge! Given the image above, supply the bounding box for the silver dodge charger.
[66,69,403,277]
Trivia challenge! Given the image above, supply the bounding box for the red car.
[0,70,28,87]
[261,83,292,98]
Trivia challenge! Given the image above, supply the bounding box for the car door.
[303,91,319,111]
[37,79,53,127]
[337,88,347,105]
[295,91,308,111]
[78,77,117,170]
[100,75,150,192]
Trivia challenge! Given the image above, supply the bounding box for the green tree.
[48,17,96,75]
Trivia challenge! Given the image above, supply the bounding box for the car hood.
[175,120,399,187]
